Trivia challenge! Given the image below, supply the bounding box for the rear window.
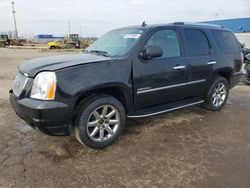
[184,29,210,57]
[211,30,239,53]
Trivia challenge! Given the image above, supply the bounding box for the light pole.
[11,2,18,39]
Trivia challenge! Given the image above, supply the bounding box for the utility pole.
[80,25,82,37]
[11,2,18,39]
[11,1,18,39]
[68,22,71,36]
[215,13,218,20]
[80,25,82,38]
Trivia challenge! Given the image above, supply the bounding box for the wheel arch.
[73,83,133,119]
[214,67,233,85]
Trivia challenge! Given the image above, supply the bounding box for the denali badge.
[137,86,151,92]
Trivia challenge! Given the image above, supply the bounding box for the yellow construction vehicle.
[0,35,24,47]
[48,34,94,49]
[48,34,81,49]
[48,40,62,49]
[0,35,10,47]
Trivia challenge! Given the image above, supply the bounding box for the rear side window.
[211,30,239,53]
[184,29,210,57]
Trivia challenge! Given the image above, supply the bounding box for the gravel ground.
[0,48,250,188]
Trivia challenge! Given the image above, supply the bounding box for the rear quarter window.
[211,30,239,53]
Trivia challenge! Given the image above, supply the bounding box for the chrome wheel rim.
[212,82,226,107]
[86,105,120,142]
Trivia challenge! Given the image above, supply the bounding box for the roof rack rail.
[173,22,184,25]
[173,22,223,28]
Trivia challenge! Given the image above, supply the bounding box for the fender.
[73,82,134,114]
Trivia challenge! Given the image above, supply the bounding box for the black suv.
[10,23,243,148]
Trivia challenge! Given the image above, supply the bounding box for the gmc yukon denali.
[10,22,243,148]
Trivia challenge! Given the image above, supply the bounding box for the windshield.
[86,28,145,57]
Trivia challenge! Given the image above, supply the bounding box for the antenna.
[142,21,147,27]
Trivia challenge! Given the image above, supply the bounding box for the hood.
[19,53,114,77]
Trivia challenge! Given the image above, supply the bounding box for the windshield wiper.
[89,50,111,57]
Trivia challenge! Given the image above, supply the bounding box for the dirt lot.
[0,48,250,188]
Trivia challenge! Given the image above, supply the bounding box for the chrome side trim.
[137,82,186,94]
[207,61,216,65]
[187,79,206,85]
[173,65,186,70]
[137,79,206,94]
[23,72,29,77]
[127,100,204,118]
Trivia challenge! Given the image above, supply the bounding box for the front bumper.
[10,92,73,136]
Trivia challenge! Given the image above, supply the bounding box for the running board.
[127,100,204,118]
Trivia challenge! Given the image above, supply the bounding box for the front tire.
[203,77,229,111]
[73,95,126,149]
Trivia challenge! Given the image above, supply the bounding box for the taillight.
[241,52,244,64]
[240,52,244,69]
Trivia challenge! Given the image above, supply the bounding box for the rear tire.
[0,43,6,48]
[73,95,126,149]
[65,43,75,49]
[203,77,229,111]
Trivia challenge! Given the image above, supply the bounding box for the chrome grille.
[13,72,28,97]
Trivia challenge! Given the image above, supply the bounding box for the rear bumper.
[10,93,74,136]
[244,74,250,84]
[230,72,242,88]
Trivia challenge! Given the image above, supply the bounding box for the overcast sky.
[0,0,249,37]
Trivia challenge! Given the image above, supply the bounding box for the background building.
[33,34,64,43]
[203,17,250,33]
[203,18,250,47]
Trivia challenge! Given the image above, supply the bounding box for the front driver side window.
[145,29,181,58]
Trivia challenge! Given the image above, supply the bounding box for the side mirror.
[140,46,163,60]
[246,54,250,61]
[241,43,245,48]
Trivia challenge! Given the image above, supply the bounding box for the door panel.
[182,29,215,97]
[186,56,213,96]
[132,29,189,109]
[133,58,189,109]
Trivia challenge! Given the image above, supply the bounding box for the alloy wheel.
[86,105,120,142]
[212,82,227,107]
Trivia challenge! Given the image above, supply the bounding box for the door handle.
[207,61,217,65]
[173,65,186,70]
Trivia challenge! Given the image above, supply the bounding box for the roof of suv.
[123,22,229,31]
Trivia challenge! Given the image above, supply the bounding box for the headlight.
[31,72,56,100]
